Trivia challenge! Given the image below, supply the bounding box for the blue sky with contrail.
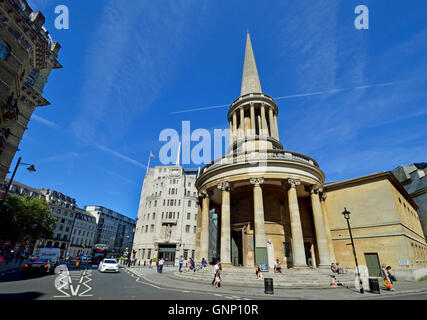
[13,0,427,218]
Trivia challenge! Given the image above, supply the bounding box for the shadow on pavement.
[0,291,44,300]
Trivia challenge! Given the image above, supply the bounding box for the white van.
[39,248,61,266]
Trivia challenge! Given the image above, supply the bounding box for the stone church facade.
[195,33,427,279]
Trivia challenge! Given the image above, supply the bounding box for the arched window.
[0,41,10,60]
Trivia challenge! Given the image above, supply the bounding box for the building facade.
[85,205,136,257]
[67,207,97,257]
[0,0,61,182]
[133,166,199,266]
[195,33,427,279]
[324,172,427,279]
[33,189,77,257]
[393,163,427,238]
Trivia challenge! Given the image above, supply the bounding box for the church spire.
[241,32,262,96]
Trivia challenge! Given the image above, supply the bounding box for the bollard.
[368,277,380,294]
[264,278,274,294]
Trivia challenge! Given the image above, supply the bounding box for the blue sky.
[12,0,427,219]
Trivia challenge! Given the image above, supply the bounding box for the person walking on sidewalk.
[149,259,152,269]
[178,256,183,273]
[19,251,25,265]
[211,261,221,285]
[158,257,164,273]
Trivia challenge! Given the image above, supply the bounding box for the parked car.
[23,258,55,275]
[98,258,119,273]
[81,255,91,262]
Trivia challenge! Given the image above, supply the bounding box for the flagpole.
[146,155,151,175]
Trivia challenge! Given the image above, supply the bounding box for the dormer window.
[0,41,9,60]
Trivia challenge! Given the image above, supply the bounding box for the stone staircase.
[169,266,356,289]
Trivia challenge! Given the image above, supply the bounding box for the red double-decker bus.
[92,244,108,264]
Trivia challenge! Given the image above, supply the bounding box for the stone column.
[260,104,267,136]
[250,103,255,136]
[240,108,245,138]
[268,107,275,138]
[218,182,232,265]
[285,178,307,268]
[309,185,331,267]
[273,113,279,140]
[251,178,268,268]
[320,192,336,263]
[199,190,212,262]
[233,112,237,141]
[229,121,233,147]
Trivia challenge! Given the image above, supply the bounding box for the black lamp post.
[0,157,36,213]
[342,208,364,294]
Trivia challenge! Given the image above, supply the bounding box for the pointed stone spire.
[241,32,262,96]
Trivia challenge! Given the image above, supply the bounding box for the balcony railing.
[200,149,319,175]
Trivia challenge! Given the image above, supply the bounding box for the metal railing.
[199,149,319,175]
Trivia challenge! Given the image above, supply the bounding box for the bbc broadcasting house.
[133,166,199,266]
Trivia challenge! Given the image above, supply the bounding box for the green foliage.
[0,195,56,242]
[152,257,158,262]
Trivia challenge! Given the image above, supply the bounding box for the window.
[150,225,154,232]
[187,213,191,220]
[193,226,196,234]
[195,214,197,221]
[192,250,195,259]
[188,200,191,207]
[142,249,145,259]
[185,225,190,233]
[184,250,188,260]
[147,249,151,260]
[152,213,156,220]
[283,242,290,257]
[145,225,148,233]
[0,41,10,60]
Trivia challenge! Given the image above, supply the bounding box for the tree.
[0,195,56,243]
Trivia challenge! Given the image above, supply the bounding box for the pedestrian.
[134,258,138,266]
[201,258,207,268]
[215,269,222,288]
[386,266,397,283]
[158,257,164,273]
[19,251,25,265]
[274,259,283,274]
[255,264,263,279]
[212,261,221,285]
[149,259,152,269]
[382,265,394,291]
[178,256,183,272]
[335,262,346,274]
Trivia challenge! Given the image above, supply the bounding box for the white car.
[98,258,119,273]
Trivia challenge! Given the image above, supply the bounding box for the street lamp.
[342,208,364,294]
[0,157,36,213]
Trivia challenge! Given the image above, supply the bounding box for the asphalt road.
[0,263,248,300]
[0,263,425,301]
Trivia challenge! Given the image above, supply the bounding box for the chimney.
[31,11,45,29]
[51,42,61,55]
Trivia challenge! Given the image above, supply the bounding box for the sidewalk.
[125,266,427,300]
[0,260,24,274]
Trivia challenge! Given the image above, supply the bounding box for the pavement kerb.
[124,266,351,292]
[124,267,427,299]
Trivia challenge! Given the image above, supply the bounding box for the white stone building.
[67,207,97,257]
[133,166,199,266]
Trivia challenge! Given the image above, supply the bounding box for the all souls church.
[194,33,427,280]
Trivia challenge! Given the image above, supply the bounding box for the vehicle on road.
[98,258,119,273]
[81,255,91,262]
[39,248,61,267]
[92,244,109,265]
[22,258,55,275]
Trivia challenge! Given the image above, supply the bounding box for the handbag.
[384,279,392,289]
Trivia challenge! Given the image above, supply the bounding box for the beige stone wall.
[325,177,427,271]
